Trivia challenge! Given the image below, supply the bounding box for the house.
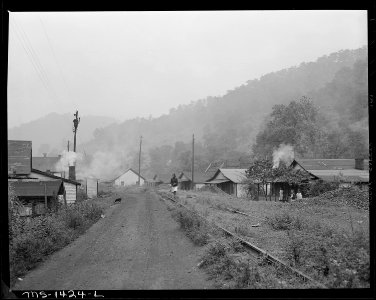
[29,168,81,204]
[145,175,163,187]
[205,168,248,197]
[9,180,65,216]
[113,168,145,186]
[291,158,369,185]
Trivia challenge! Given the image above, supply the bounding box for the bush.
[284,225,370,288]
[305,180,339,197]
[9,198,104,286]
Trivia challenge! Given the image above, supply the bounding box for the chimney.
[69,166,76,180]
[355,158,364,170]
[43,153,47,157]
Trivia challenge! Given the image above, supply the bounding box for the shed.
[29,168,81,204]
[9,180,64,215]
[114,168,145,186]
[205,168,248,197]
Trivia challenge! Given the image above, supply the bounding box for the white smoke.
[76,150,130,180]
[272,144,294,168]
[55,150,83,173]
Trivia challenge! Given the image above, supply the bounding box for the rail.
[158,191,327,289]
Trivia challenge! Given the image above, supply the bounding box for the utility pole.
[191,134,195,190]
[73,110,80,153]
[67,140,70,152]
[138,136,142,186]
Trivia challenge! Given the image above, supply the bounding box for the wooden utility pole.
[138,136,142,186]
[73,110,80,152]
[191,134,195,190]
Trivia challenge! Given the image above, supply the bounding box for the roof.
[31,168,81,185]
[32,156,61,172]
[206,168,248,184]
[179,170,217,183]
[292,159,369,183]
[293,159,369,171]
[308,169,369,183]
[113,168,146,181]
[8,140,32,175]
[9,180,64,197]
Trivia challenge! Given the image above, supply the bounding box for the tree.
[246,159,311,201]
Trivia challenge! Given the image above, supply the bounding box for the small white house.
[114,168,145,186]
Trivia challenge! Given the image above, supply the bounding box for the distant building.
[32,154,65,178]
[291,158,369,185]
[178,170,217,190]
[113,168,145,186]
[205,168,248,197]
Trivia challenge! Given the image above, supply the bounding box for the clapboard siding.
[8,140,32,175]
[65,182,77,203]
[86,178,98,198]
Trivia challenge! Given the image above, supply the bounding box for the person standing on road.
[170,173,178,198]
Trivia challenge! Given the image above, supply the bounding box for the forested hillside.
[22,47,366,180]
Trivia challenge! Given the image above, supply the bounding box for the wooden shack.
[9,180,64,216]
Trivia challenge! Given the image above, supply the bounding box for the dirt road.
[13,189,212,290]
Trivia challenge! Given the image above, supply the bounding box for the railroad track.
[158,191,328,289]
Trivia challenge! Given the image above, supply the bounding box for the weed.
[234,223,254,237]
[266,212,308,231]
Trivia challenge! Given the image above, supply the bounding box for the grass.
[161,187,370,288]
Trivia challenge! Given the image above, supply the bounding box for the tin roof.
[292,159,369,182]
[206,168,248,184]
[31,168,81,185]
[180,170,217,183]
[293,159,369,171]
[10,180,64,197]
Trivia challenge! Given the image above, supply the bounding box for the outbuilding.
[29,168,81,204]
[205,168,248,197]
[114,168,145,186]
[9,180,65,216]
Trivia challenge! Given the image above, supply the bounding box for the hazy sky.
[7,10,367,128]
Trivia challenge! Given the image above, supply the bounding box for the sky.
[7,10,367,128]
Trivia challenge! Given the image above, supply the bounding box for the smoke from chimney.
[272,144,294,168]
[55,150,83,174]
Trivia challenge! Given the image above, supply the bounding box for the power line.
[12,22,51,96]
[39,17,72,99]
[13,18,60,101]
